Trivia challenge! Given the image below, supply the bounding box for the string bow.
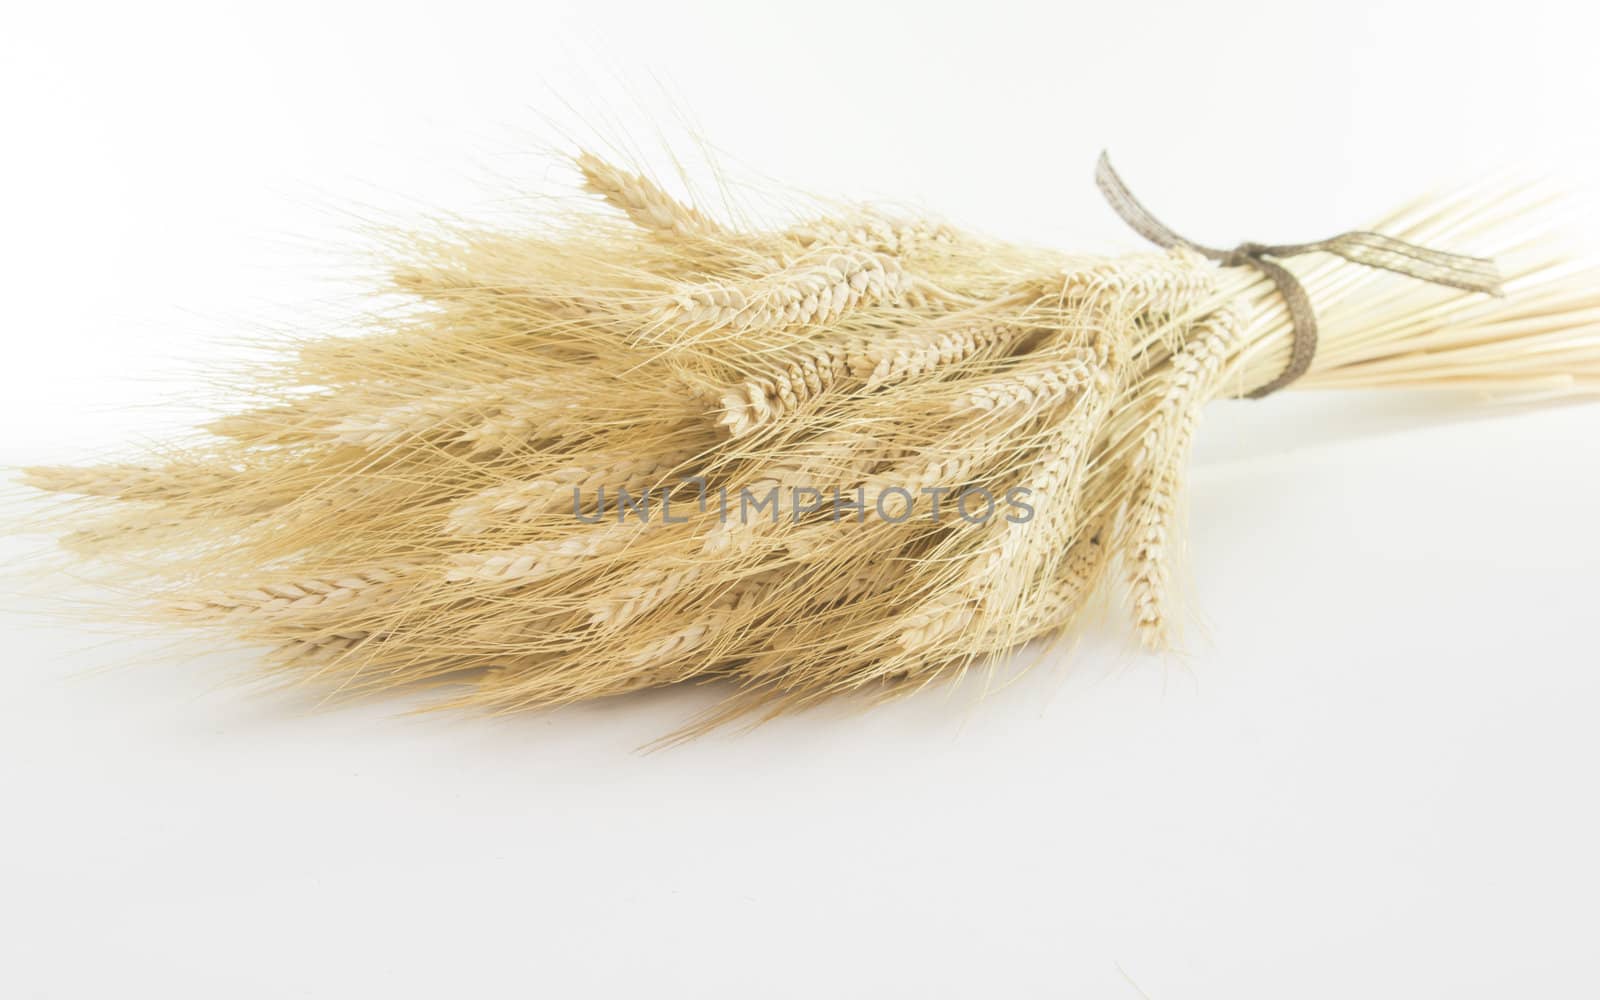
[1094,152,1504,397]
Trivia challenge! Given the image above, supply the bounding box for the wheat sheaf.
[21,148,1600,738]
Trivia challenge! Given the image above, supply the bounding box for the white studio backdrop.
[2,2,1597,997]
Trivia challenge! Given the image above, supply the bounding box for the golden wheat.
[21,148,1600,735]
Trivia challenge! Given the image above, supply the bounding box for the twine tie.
[1094,152,1504,397]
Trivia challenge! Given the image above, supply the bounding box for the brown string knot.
[1094,152,1505,398]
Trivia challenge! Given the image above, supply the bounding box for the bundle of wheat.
[22,149,1600,736]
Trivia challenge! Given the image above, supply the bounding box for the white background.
[3,2,1599,996]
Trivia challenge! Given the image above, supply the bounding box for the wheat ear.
[1121,306,1244,648]
[645,247,908,344]
[575,152,726,241]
